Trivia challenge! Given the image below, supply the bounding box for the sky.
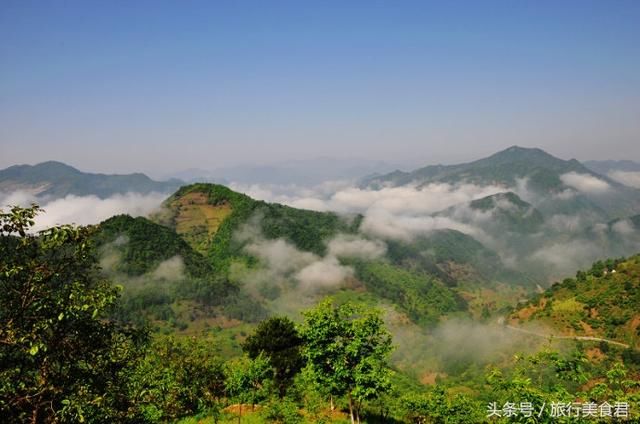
[1,0,639,177]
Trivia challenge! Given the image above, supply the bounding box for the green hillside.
[154,183,360,268]
[5,195,640,424]
[158,184,528,290]
[510,255,640,351]
[93,214,212,277]
[88,183,533,334]
[385,229,533,286]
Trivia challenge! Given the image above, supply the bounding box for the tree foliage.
[299,298,393,423]
[242,316,304,397]
[127,336,225,422]
[0,205,147,423]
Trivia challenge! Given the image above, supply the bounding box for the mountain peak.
[484,146,559,163]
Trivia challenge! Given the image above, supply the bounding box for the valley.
[3,148,640,422]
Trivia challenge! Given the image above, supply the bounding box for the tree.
[127,336,225,422]
[224,354,273,422]
[299,298,393,424]
[400,387,483,424]
[0,205,147,423]
[242,316,304,397]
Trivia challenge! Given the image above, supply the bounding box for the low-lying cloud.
[327,234,387,259]
[560,172,610,194]
[0,190,166,231]
[607,171,640,188]
[295,257,354,291]
[529,240,603,277]
[360,208,484,241]
[235,218,386,293]
[152,256,186,281]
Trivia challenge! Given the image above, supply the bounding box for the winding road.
[503,324,632,349]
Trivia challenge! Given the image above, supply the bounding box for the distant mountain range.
[166,157,405,186]
[2,146,635,353]
[584,159,640,174]
[584,160,640,189]
[3,147,640,284]
[362,146,594,188]
[363,145,640,219]
[0,161,182,199]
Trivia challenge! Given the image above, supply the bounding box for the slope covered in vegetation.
[510,255,640,352]
[155,183,360,269]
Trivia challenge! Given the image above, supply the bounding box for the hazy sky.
[1,0,639,176]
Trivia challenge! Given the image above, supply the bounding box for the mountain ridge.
[0,161,182,199]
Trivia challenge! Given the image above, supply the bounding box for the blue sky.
[1,1,639,175]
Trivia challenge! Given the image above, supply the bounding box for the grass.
[172,192,233,254]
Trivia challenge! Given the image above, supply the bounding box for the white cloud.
[230,181,504,243]
[327,234,387,260]
[244,238,317,276]
[295,256,354,290]
[361,208,484,241]
[0,190,39,207]
[235,219,358,292]
[607,171,640,188]
[546,214,583,233]
[151,255,186,281]
[560,172,610,194]
[1,190,166,232]
[230,181,505,215]
[612,220,635,235]
[530,240,602,275]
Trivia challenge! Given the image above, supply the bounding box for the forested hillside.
[3,205,639,423]
[510,255,640,353]
[88,183,536,335]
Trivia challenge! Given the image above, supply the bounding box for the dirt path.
[504,324,632,349]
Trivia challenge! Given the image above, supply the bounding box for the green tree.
[242,316,304,397]
[0,205,147,423]
[400,387,483,424]
[224,354,273,422]
[127,336,225,422]
[299,298,393,424]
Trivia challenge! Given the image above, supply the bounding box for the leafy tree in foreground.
[242,316,304,397]
[299,298,394,424]
[224,354,273,422]
[127,336,225,422]
[400,387,483,424]
[0,205,147,423]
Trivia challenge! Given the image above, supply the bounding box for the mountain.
[584,160,640,174]
[0,161,182,199]
[85,182,533,332]
[438,191,544,234]
[363,146,640,219]
[509,255,640,352]
[384,228,534,286]
[584,159,640,189]
[167,157,404,186]
[93,214,213,278]
[154,183,526,285]
[362,146,596,190]
[153,183,359,260]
